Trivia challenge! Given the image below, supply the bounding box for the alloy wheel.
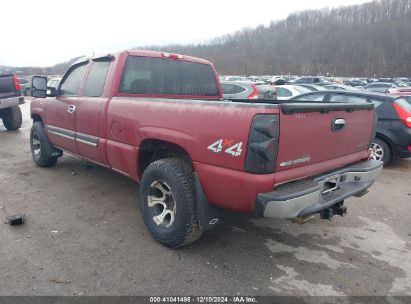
[370,142,384,161]
[147,180,176,228]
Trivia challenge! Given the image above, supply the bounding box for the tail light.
[393,100,411,128]
[13,76,21,91]
[248,84,259,99]
[245,114,279,174]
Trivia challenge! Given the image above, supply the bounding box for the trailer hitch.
[320,201,347,221]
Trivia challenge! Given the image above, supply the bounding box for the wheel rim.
[370,142,384,161]
[147,180,176,228]
[32,131,41,160]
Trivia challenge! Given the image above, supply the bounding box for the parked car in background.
[274,85,311,100]
[253,82,277,99]
[224,76,247,81]
[346,79,367,88]
[18,77,31,95]
[291,90,411,164]
[221,81,276,100]
[47,77,62,95]
[365,82,397,93]
[324,84,360,91]
[246,76,263,82]
[378,78,393,83]
[294,84,327,91]
[289,76,331,85]
[221,81,259,99]
[388,87,411,102]
[261,76,283,84]
[393,78,409,86]
[0,74,24,130]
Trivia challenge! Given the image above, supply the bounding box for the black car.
[291,90,411,164]
[345,79,367,87]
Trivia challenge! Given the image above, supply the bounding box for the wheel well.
[138,139,192,177]
[31,114,43,122]
[375,134,393,156]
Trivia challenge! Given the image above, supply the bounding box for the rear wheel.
[2,106,22,130]
[370,138,391,164]
[30,121,58,167]
[139,158,202,248]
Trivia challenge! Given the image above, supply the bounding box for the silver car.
[221,81,276,100]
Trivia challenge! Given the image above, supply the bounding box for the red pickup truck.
[30,50,382,248]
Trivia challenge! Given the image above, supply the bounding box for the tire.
[370,138,391,164]
[139,158,203,248]
[30,121,58,167]
[2,106,22,130]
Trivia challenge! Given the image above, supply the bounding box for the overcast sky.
[1,0,372,67]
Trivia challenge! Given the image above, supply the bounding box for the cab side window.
[84,61,111,97]
[60,63,88,96]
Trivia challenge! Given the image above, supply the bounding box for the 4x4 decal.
[207,139,243,157]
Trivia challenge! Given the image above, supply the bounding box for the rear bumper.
[0,96,24,109]
[255,159,383,219]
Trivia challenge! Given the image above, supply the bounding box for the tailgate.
[275,102,375,185]
[0,75,20,99]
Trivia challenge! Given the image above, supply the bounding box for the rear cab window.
[119,56,220,98]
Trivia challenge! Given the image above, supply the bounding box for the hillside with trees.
[0,57,82,77]
[137,0,411,77]
[2,0,410,78]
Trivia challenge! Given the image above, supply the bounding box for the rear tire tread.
[2,106,22,131]
[139,158,202,248]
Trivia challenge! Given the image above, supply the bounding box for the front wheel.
[370,138,391,164]
[30,121,58,167]
[139,158,203,248]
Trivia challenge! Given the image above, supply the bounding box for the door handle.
[67,105,76,113]
[332,118,345,131]
[334,118,345,125]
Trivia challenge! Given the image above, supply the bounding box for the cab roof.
[72,50,211,67]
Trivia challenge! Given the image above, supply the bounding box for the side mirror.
[31,76,47,98]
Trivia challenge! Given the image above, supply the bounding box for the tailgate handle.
[332,118,345,131]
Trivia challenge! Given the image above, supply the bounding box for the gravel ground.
[0,98,410,296]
